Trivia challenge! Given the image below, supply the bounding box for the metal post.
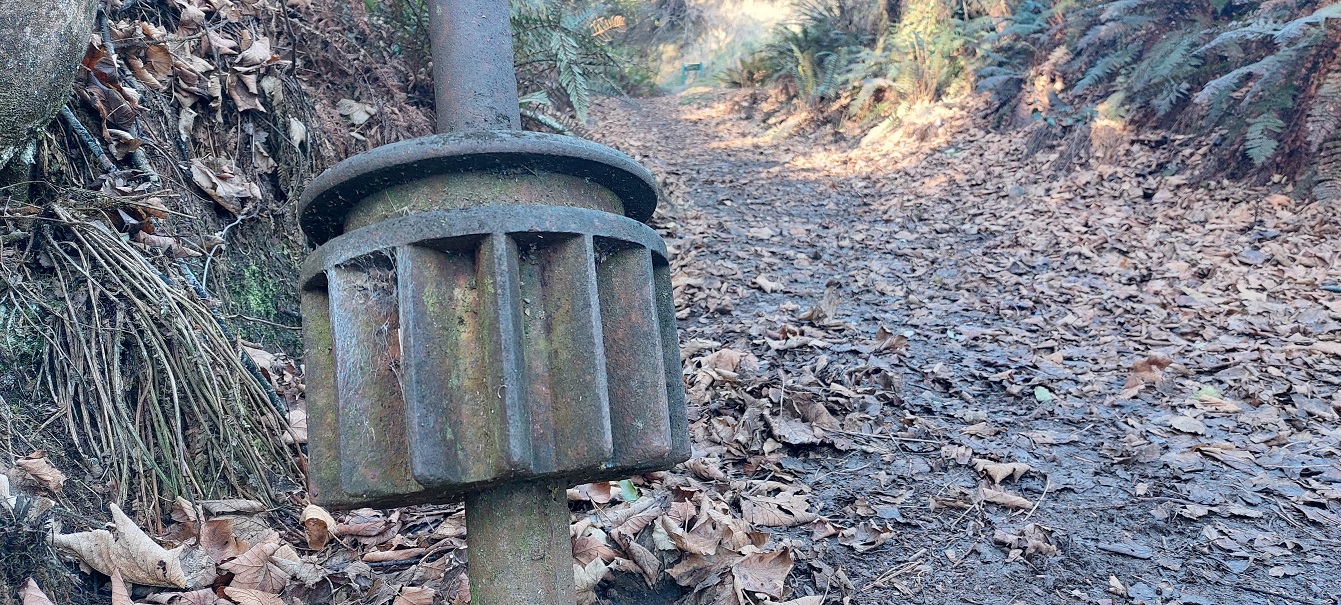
[427,0,521,132]
[427,1,571,603]
[466,482,575,604]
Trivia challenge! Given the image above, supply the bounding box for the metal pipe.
[427,0,521,132]
[465,481,576,604]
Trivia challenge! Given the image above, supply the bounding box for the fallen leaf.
[336,99,377,126]
[837,521,895,552]
[111,569,133,605]
[219,542,287,592]
[1120,353,1173,399]
[20,579,55,605]
[753,274,784,293]
[972,459,1032,484]
[52,503,188,587]
[221,588,285,605]
[573,557,609,594]
[624,541,660,586]
[393,586,434,605]
[732,549,792,599]
[980,486,1032,510]
[15,451,66,492]
[301,504,336,550]
[1169,415,1206,434]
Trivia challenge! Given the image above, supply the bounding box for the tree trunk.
[0,0,99,170]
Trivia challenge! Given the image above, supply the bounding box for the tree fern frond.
[1245,111,1285,165]
[1306,68,1341,151]
[1074,45,1135,95]
[1194,63,1256,105]
[1275,1,1341,44]
[1197,19,1281,56]
[1152,80,1191,116]
[1129,31,1201,94]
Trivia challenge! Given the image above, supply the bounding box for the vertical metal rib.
[326,255,421,498]
[482,233,532,472]
[397,239,512,486]
[299,284,345,504]
[654,257,692,462]
[595,239,672,468]
[516,233,613,474]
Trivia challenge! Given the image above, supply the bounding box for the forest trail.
[591,90,1341,605]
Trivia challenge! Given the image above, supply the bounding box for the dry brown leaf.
[52,503,188,587]
[980,486,1032,510]
[15,451,66,492]
[145,588,222,605]
[393,586,434,605]
[573,557,609,594]
[301,504,336,550]
[753,274,784,293]
[740,492,818,527]
[572,530,619,565]
[1119,353,1173,399]
[732,549,792,599]
[20,579,55,605]
[363,548,427,563]
[189,160,260,216]
[1169,415,1206,435]
[336,99,377,126]
[940,444,973,465]
[220,542,286,592]
[837,521,895,552]
[221,588,284,605]
[972,458,1032,484]
[236,36,278,69]
[111,569,134,605]
[624,541,660,587]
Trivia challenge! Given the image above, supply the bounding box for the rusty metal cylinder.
[298,133,690,509]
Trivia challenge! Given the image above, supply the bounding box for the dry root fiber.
[2,204,298,521]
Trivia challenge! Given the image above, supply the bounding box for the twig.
[1235,583,1325,605]
[201,212,250,285]
[225,313,303,331]
[832,429,942,444]
[60,107,117,173]
[1023,478,1050,521]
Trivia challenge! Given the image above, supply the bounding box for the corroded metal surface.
[299,0,687,601]
[298,131,660,245]
[301,206,687,508]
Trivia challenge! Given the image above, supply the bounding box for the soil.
[586,90,1341,605]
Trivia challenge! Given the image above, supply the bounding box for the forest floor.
[12,88,1341,605]
[585,89,1341,605]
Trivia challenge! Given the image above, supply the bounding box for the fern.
[1073,44,1135,94]
[1274,1,1341,44]
[1128,30,1200,94]
[1306,67,1341,151]
[1244,111,1285,165]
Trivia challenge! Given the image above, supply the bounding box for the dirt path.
[592,91,1341,605]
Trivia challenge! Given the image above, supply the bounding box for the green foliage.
[974,0,1341,177]
[1245,111,1285,165]
[743,0,983,121]
[511,0,628,122]
[1306,67,1341,151]
[364,0,627,125]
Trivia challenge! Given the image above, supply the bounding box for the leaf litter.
[13,64,1341,605]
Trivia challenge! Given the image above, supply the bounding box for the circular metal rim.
[299,205,669,285]
[298,130,661,245]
